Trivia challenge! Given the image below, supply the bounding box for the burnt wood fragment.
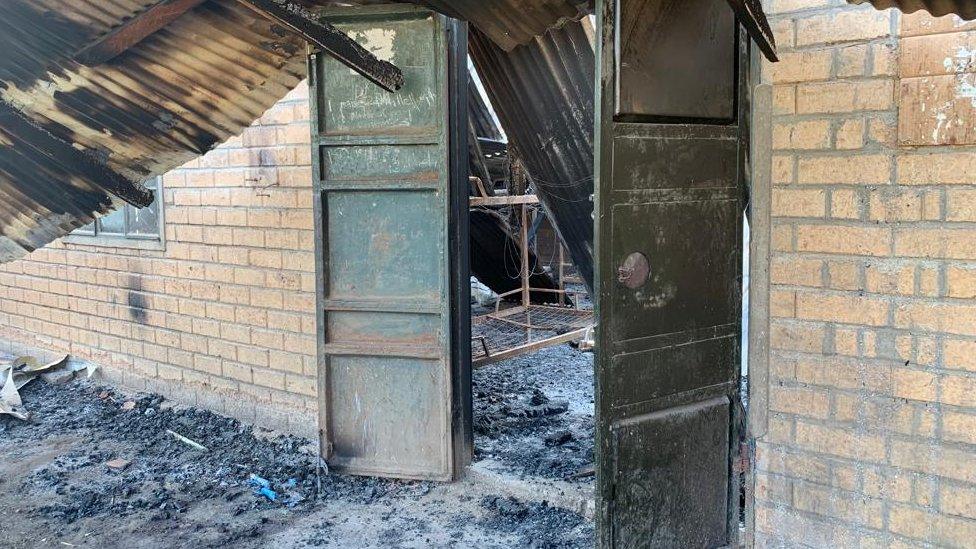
[236,0,404,92]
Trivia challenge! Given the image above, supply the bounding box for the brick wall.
[756,1,976,546]
[0,84,318,438]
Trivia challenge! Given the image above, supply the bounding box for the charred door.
[595,0,746,546]
[310,6,470,481]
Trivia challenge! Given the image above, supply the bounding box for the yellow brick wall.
[0,84,318,437]
[757,2,976,546]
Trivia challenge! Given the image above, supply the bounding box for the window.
[68,177,165,249]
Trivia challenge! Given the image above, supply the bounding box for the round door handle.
[617,252,650,289]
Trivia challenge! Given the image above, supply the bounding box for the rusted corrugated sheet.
[848,0,976,19]
[0,0,306,262]
[419,0,590,51]
[469,19,595,293]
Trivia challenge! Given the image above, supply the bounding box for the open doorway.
[461,22,599,496]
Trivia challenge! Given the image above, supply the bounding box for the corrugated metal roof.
[419,0,591,51]
[0,0,306,262]
[469,19,596,291]
[848,0,976,19]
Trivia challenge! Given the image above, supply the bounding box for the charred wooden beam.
[0,102,153,208]
[236,0,404,92]
[726,0,778,62]
[74,0,208,65]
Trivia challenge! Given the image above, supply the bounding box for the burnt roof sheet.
[419,0,591,51]
[848,0,976,19]
[0,0,306,262]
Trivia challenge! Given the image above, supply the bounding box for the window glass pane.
[98,208,125,235]
[75,221,96,235]
[127,201,159,236]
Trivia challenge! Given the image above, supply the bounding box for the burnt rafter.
[235,0,405,92]
[725,0,778,62]
[74,0,209,65]
[0,102,153,208]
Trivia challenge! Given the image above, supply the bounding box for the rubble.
[474,344,594,481]
[0,347,594,547]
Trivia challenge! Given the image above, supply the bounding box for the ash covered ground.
[473,344,595,482]
[0,343,594,548]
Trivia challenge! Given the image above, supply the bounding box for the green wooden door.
[310,6,469,481]
[594,0,747,545]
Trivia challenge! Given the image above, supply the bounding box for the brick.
[891,368,938,402]
[889,503,976,546]
[772,188,826,217]
[869,188,924,222]
[945,339,976,372]
[795,421,885,462]
[772,155,795,184]
[941,484,976,520]
[793,483,883,529]
[898,153,976,185]
[834,328,858,356]
[922,190,943,221]
[771,321,825,353]
[795,356,890,392]
[253,368,286,390]
[898,75,976,146]
[768,0,832,14]
[772,256,823,287]
[899,32,976,79]
[865,262,915,296]
[901,11,976,37]
[769,386,829,419]
[943,375,976,407]
[796,80,894,114]
[773,86,796,115]
[834,119,864,149]
[895,302,976,336]
[944,411,976,445]
[826,260,860,290]
[894,228,976,259]
[795,292,888,326]
[773,120,831,150]
[948,266,976,299]
[829,189,861,219]
[770,50,833,83]
[770,290,797,318]
[862,467,913,503]
[796,224,891,256]
[795,10,891,46]
[836,45,869,78]
[797,154,891,185]
[947,189,976,222]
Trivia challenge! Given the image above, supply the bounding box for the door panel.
[616,0,736,120]
[311,6,468,481]
[611,397,731,548]
[596,0,746,545]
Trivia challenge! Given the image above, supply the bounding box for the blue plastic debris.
[248,474,277,501]
[248,474,271,489]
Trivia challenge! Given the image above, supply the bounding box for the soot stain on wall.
[126,275,148,324]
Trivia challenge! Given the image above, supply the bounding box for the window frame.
[64,176,166,251]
